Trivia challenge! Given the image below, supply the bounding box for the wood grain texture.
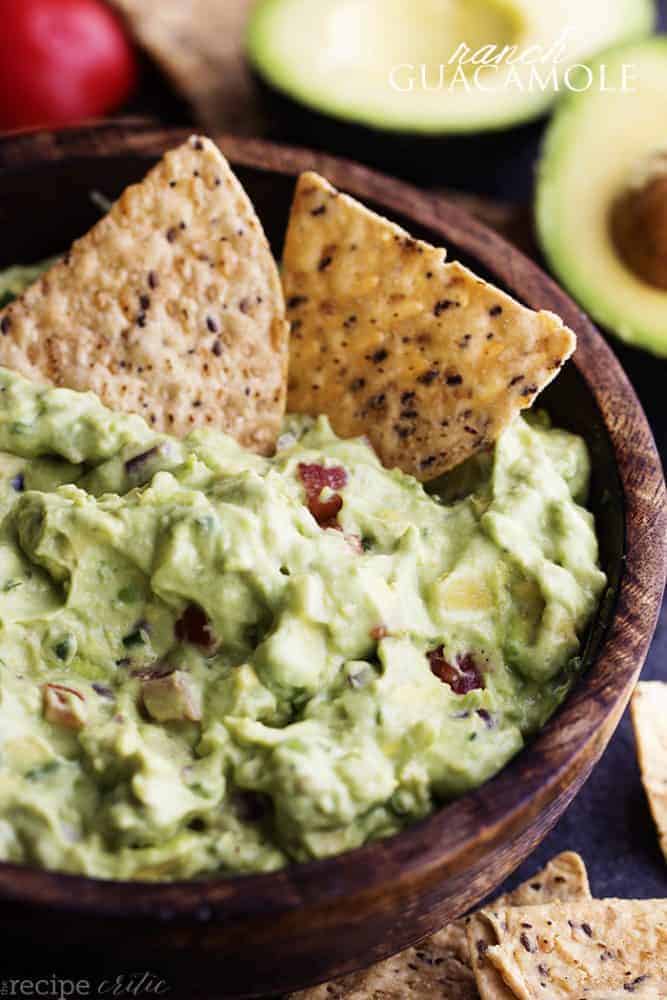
[0,122,663,999]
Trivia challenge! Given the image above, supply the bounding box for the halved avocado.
[246,0,654,135]
[537,38,667,358]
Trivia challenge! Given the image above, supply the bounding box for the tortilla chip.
[632,681,667,861]
[0,136,288,453]
[472,899,667,999]
[497,851,591,909]
[284,172,576,480]
[111,0,264,135]
[290,852,589,1000]
[467,852,591,1000]
[290,930,477,1000]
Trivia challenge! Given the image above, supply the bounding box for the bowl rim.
[0,122,664,920]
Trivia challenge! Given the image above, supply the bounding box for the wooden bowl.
[0,122,664,998]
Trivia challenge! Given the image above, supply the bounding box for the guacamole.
[0,368,606,880]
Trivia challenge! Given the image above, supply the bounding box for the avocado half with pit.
[537,38,667,358]
[246,0,654,135]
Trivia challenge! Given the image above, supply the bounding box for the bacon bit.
[174,604,216,648]
[427,647,484,695]
[142,671,202,723]
[43,684,86,730]
[45,683,84,701]
[370,625,389,640]
[298,462,347,494]
[131,664,174,681]
[298,463,347,530]
[345,533,364,554]
[310,493,343,529]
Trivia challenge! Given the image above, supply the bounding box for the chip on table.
[291,852,590,999]
[110,0,264,135]
[469,898,667,999]
[631,680,667,862]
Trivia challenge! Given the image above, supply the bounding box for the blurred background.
[0,0,664,903]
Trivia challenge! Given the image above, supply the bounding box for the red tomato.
[0,0,138,130]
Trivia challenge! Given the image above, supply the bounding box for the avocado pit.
[610,153,667,291]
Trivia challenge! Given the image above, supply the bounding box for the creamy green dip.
[0,367,606,880]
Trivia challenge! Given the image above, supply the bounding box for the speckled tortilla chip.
[497,852,590,909]
[284,172,576,479]
[471,899,667,999]
[468,852,591,1000]
[290,852,589,999]
[631,681,667,861]
[0,136,288,453]
[290,928,477,1000]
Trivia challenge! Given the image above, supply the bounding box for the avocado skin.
[536,37,667,359]
[255,73,543,200]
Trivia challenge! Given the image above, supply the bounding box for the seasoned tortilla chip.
[284,172,576,479]
[631,681,667,861]
[497,851,590,908]
[290,852,589,999]
[111,0,264,135]
[0,136,288,453]
[468,852,590,1000]
[290,929,477,1000]
[472,899,667,999]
